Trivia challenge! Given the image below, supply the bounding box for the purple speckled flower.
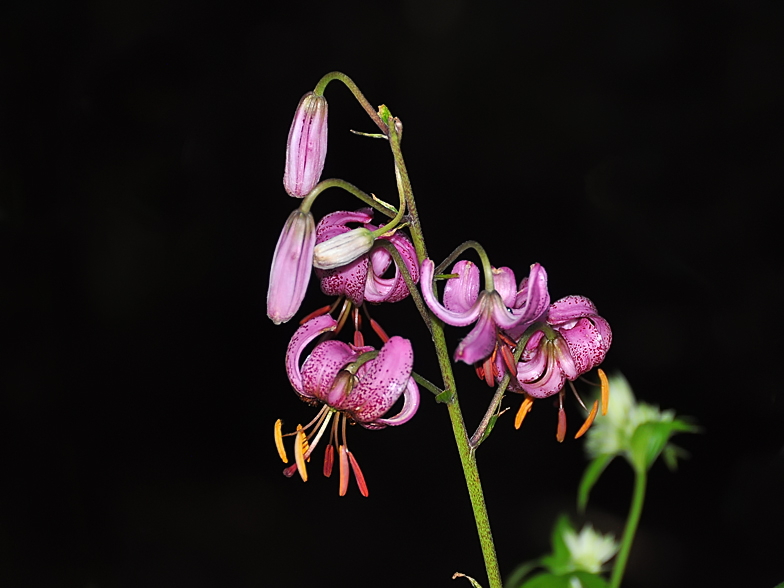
[420,258,549,382]
[315,208,419,306]
[274,314,419,496]
[267,209,316,325]
[283,92,328,197]
[509,294,611,443]
[515,295,612,399]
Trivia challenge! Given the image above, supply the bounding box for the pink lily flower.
[420,259,550,376]
[515,295,612,398]
[315,208,419,306]
[274,314,420,496]
[267,209,316,325]
[284,92,328,198]
[511,295,612,442]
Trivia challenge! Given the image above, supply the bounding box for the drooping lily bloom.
[284,92,328,197]
[420,258,549,380]
[512,295,612,442]
[274,314,419,496]
[315,208,419,306]
[516,295,612,398]
[267,209,316,325]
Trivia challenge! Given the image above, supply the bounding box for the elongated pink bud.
[284,92,328,197]
[267,209,316,324]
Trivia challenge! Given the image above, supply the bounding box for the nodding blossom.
[511,295,612,442]
[315,208,419,306]
[420,258,549,385]
[284,92,328,198]
[274,314,420,496]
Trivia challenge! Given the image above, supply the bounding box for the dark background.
[2,1,782,587]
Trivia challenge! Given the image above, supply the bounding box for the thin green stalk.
[304,178,396,218]
[610,467,647,588]
[385,118,502,588]
[314,72,389,134]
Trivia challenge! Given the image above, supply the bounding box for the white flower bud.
[313,227,374,270]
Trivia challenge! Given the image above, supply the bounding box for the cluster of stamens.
[514,368,610,442]
[275,405,369,497]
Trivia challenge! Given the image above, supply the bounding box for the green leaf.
[519,572,610,588]
[630,420,697,473]
[578,454,615,512]
[519,572,572,588]
[540,515,575,575]
[476,414,498,447]
[771,582,784,588]
[571,571,611,588]
[435,389,453,404]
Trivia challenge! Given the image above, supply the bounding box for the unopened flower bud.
[267,209,316,324]
[313,227,374,270]
[284,92,328,197]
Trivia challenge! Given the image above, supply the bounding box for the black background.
[2,1,782,587]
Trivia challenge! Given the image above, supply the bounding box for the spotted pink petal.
[548,295,598,324]
[364,231,420,304]
[559,317,611,374]
[300,340,361,403]
[340,336,414,423]
[285,314,337,396]
[366,377,420,429]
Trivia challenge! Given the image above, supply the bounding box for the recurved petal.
[364,231,419,304]
[516,338,549,385]
[301,340,360,402]
[560,317,610,375]
[492,266,518,308]
[548,295,598,324]
[285,314,338,395]
[367,376,420,428]
[344,336,414,423]
[316,208,374,242]
[267,210,316,325]
[519,348,566,399]
[443,260,481,313]
[506,263,550,339]
[420,259,482,326]
[454,300,498,365]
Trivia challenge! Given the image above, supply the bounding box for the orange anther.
[598,368,609,416]
[514,397,534,429]
[369,318,389,343]
[338,445,349,496]
[556,406,567,443]
[299,305,331,325]
[348,450,369,497]
[294,425,308,482]
[500,343,517,378]
[482,355,495,387]
[575,400,599,439]
[274,419,288,463]
[323,444,334,478]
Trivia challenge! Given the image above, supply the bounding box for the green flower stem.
[411,371,444,396]
[314,71,389,135]
[303,178,396,218]
[384,113,502,588]
[386,114,427,264]
[610,466,647,588]
[373,240,432,328]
